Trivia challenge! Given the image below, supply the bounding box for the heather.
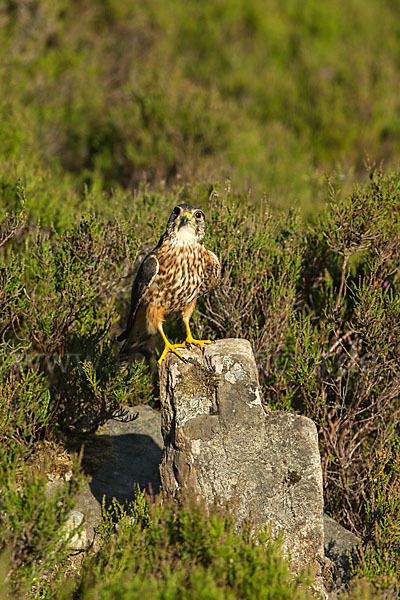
[1,1,399,597]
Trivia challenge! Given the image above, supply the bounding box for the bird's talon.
[158,342,186,364]
[185,338,212,351]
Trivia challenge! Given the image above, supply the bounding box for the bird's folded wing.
[199,250,221,296]
[118,253,159,341]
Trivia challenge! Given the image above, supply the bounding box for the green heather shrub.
[195,186,303,377]
[54,491,312,600]
[54,336,152,433]
[0,464,82,598]
[1,167,400,595]
[0,198,157,596]
[358,438,400,592]
[0,202,154,432]
[289,170,399,539]
[0,342,52,467]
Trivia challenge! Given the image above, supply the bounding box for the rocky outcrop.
[159,339,326,581]
[88,404,162,505]
[73,404,163,547]
[68,339,360,595]
[324,515,360,586]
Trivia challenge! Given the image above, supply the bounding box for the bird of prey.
[118,203,221,364]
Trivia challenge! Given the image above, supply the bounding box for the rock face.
[89,404,163,505]
[74,404,163,546]
[68,359,357,594]
[159,339,325,577]
[63,510,87,550]
[324,515,360,585]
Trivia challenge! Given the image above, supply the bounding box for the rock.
[159,339,326,589]
[324,514,361,585]
[74,404,163,546]
[89,404,163,505]
[70,369,357,597]
[63,510,87,550]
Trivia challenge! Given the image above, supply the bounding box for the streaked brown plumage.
[118,203,221,363]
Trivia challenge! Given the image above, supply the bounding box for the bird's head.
[166,203,206,244]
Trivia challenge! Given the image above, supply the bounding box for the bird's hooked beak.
[180,212,192,226]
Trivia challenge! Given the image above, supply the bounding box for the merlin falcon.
[118,203,221,363]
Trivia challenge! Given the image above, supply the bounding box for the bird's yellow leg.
[183,317,211,351]
[157,324,185,364]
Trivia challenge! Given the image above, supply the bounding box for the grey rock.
[63,510,87,550]
[324,514,361,585]
[89,404,162,505]
[70,355,357,597]
[159,339,326,589]
[74,404,162,545]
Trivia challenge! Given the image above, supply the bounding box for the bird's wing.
[118,252,159,341]
[199,249,221,296]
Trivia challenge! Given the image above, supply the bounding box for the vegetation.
[2,0,400,215]
[58,491,313,600]
[1,170,399,598]
[0,0,399,597]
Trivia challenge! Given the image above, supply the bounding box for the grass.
[1,0,400,216]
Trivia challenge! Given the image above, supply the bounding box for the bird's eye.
[195,211,203,220]
[173,206,181,217]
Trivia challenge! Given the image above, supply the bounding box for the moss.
[288,470,302,486]
[178,360,220,402]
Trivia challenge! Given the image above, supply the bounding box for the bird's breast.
[146,241,207,314]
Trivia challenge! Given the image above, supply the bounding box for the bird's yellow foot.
[184,335,211,351]
[158,341,186,364]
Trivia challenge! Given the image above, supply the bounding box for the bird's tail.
[118,329,155,360]
[119,339,156,362]
[119,337,140,359]
[117,329,128,342]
